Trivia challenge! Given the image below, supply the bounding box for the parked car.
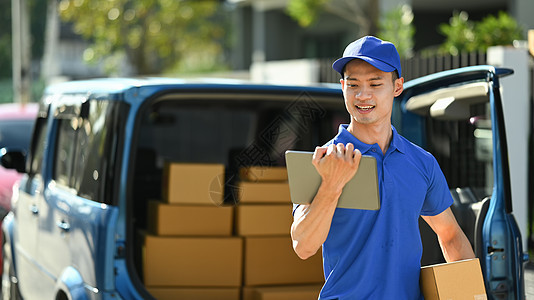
[0,103,38,216]
[0,67,526,300]
[0,102,38,277]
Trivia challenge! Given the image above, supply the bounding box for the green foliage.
[29,0,47,60]
[0,78,44,104]
[439,11,476,55]
[439,11,523,55]
[0,0,47,79]
[0,35,12,79]
[0,1,12,79]
[377,5,415,58]
[474,11,523,51]
[0,79,14,104]
[286,0,329,27]
[58,0,229,75]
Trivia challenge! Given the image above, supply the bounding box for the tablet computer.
[285,150,380,210]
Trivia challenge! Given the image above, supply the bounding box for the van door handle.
[56,220,71,232]
[29,204,39,215]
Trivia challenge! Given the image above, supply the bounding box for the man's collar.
[334,124,405,154]
[390,126,405,154]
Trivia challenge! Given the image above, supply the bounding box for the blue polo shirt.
[318,124,453,300]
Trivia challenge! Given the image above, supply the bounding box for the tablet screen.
[285,150,380,210]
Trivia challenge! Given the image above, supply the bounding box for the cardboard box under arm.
[420,258,487,300]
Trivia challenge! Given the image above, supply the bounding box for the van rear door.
[394,66,525,300]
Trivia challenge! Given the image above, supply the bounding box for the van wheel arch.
[55,267,89,300]
[56,290,69,300]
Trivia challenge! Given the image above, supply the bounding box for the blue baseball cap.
[332,36,402,78]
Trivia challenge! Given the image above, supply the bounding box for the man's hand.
[312,143,362,194]
[291,143,362,260]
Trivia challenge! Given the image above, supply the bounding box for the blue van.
[0,67,526,299]
[0,78,348,299]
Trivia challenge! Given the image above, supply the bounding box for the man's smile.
[355,105,375,112]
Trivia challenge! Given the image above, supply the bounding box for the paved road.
[527,262,534,299]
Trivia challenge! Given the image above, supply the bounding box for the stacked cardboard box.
[236,166,324,299]
[142,163,324,300]
[143,162,241,300]
[238,166,291,204]
[242,285,323,300]
[162,163,225,206]
[142,234,242,287]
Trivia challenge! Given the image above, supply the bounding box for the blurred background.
[1,0,534,254]
[1,0,532,104]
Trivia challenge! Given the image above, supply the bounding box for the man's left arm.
[422,207,475,262]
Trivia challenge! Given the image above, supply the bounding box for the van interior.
[402,80,494,265]
[127,92,348,295]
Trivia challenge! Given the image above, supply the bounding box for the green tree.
[377,5,415,58]
[58,0,229,75]
[0,0,47,79]
[439,11,522,55]
[286,0,378,37]
[439,11,476,55]
[474,11,523,51]
[31,0,47,61]
[0,0,12,79]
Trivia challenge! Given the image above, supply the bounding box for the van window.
[54,118,77,186]
[136,97,346,167]
[53,100,126,203]
[29,118,48,177]
[397,81,494,200]
[426,102,493,198]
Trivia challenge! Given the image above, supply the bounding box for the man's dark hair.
[342,65,399,84]
[391,70,399,82]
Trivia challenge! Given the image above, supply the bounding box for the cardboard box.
[147,287,240,300]
[243,236,324,286]
[148,200,233,236]
[142,233,242,287]
[239,166,288,182]
[163,163,224,205]
[235,204,292,236]
[242,285,322,300]
[238,182,291,204]
[420,258,487,300]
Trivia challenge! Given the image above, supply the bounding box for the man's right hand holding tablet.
[291,143,361,260]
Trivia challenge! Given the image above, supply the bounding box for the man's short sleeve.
[420,157,453,216]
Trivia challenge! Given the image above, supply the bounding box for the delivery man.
[290,36,475,299]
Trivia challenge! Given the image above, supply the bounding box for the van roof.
[44,77,342,97]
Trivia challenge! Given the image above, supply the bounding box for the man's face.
[340,59,403,127]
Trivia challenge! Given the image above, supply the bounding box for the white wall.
[511,0,534,39]
[251,59,320,85]
[487,46,531,251]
